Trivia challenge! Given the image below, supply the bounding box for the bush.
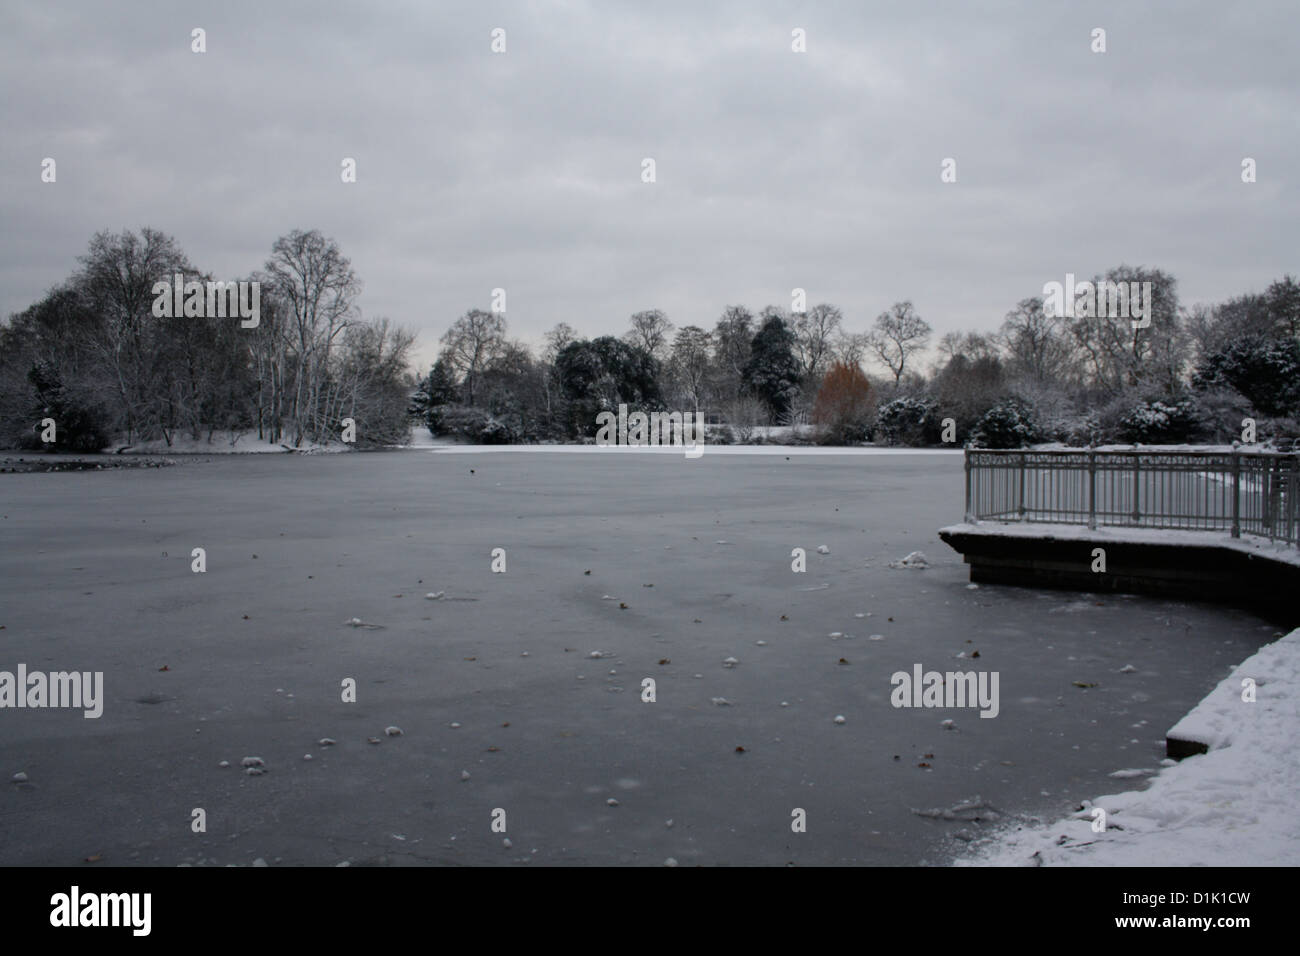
[1254,416,1300,449]
[816,419,871,445]
[24,361,112,452]
[709,424,735,445]
[437,405,521,444]
[784,426,817,446]
[972,398,1041,449]
[1116,397,1203,444]
[874,396,934,446]
[1193,335,1300,418]
[1042,412,1101,447]
[1188,388,1254,444]
[425,403,450,434]
[478,417,515,444]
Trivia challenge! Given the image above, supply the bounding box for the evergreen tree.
[743,315,802,424]
[410,353,461,432]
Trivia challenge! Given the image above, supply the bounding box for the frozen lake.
[0,450,1279,866]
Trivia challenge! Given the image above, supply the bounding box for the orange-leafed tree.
[813,361,875,443]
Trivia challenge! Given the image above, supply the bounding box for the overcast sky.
[3,0,1296,370]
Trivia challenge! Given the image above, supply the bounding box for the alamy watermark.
[0,664,103,718]
[1042,273,1151,329]
[151,274,260,328]
[595,404,705,458]
[891,663,999,718]
[50,886,150,935]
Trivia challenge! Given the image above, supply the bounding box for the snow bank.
[958,628,1300,866]
[111,430,346,454]
[402,426,466,449]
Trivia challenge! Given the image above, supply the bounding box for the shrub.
[972,398,1041,449]
[1042,411,1101,447]
[24,361,111,452]
[816,419,871,445]
[1193,335,1300,418]
[874,396,934,446]
[437,405,521,444]
[1116,397,1203,444]
[478,416,515,444]
[709,424,736,445]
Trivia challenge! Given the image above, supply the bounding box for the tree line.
[412,265,1300,448]
[0,228,415,451]
[4,238,1297,452]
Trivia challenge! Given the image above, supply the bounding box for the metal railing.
[963,447,1300,548]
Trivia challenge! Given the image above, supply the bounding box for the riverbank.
[958,627,1300,866]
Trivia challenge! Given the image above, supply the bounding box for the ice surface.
[0,450,1280,866]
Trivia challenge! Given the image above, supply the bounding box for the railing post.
[1265,458,1276,542]
[1291,454,1299,548]
[964,448,973,523]
[1231,450,1241,538]
[1088,449,1097,530]
[1132,455,1141,524]
[1017,451,1027,521]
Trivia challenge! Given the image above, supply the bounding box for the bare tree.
[936,330,1001,367]
[1065,266,1180,396]
[77,228,195,443]
[834,330,871,369]
[625,309,673,359]
[670,325,713,412]
[793,303,842,381]
[711,305,754,400]
[868,301,932,387]
[440,308,507,406]
[329,318,417,445]
[540,322,578,426]
[999,297,1074,386]
[264,229,361,445]
[542,322,578,364]
[246,276,286,441]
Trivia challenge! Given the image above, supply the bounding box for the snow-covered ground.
[405,426,462,448]
[110,430,346,454]
[103,426,460,454]
[959,628,1300,866]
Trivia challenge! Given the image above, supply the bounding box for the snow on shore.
[109,430,344,454]
[958,628,1300,866]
